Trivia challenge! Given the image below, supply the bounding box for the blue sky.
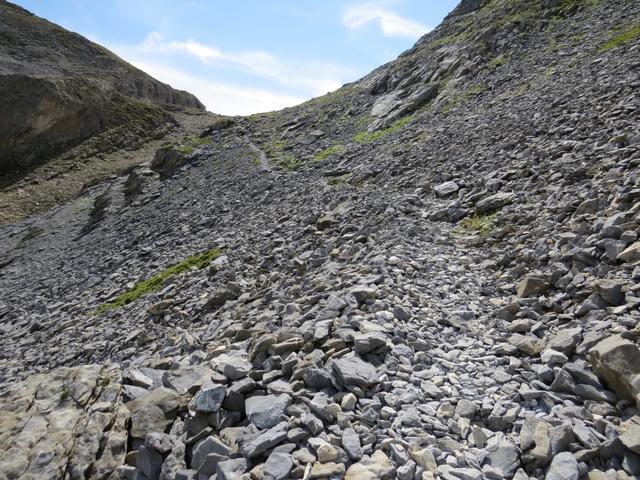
[14,0,459,115]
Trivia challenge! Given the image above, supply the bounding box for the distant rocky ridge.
[0,0,205,176]
[1,0,640,479]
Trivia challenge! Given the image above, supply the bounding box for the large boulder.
[589,335,640,405]
[127,387,181,439]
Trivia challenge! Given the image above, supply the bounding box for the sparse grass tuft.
[487,54,507,69]
[94,248,223,315]
[458,212,499,236]
[442,83,487,114]
[599,24,640,52]
[60,387,70,401]
[315,144,346,161]
[354,116,413,144]
[327,173,352,186]
[261,139,301,170]
[175,135,213,155]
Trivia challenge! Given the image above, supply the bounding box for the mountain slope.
[1,1,640,479]
[0,0,205,177]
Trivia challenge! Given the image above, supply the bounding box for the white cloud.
[343,3,430,38]
[126,60,306,115]
[135,33,350,97]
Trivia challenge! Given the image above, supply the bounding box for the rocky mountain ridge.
[1,0,640,479]
[0,0,205,178]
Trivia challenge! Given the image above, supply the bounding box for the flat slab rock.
[331,355,379,388]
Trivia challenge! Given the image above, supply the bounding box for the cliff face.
[0,0,205,175]
[1,0,640,479]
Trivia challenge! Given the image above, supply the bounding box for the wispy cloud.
[127,60,306,115]
[135,33,351,97]
[343,3,430,38]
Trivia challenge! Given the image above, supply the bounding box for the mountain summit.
[1,1,640,479]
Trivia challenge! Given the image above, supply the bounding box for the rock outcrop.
[0,0,204,175]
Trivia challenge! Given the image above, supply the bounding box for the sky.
[13,0,459,115]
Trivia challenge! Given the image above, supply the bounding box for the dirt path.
[246,141,273,173]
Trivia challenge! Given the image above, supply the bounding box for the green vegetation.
[109,96,171,127]
[280,156,302,171]
[458,212,499,236]
[304,86,352,107]
[599,24,640,52]
[442,83,488,114]
[94,248,223,315]
[207,116,236,131]
[262,139,301,171]
[315,144,346,161]
[327,173,352,187]
[60,387,70,401]
[354,115,413,144]
[557,0,599,14]
[175,135,213,155]
[487,54,507,69]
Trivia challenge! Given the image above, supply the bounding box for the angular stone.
[589,335,640,403]
[216,458,249,480]
[409,445,437,471]
[128,388,181,440]
[241,422,288,458]
[455,399,479,419]
[434,181,459,197]
[342,427,362,460]
[345,450,396,479]
[189,385,226,413]
[546,452,579,480]
[547,328,581,356]
[620,416,640,455]
[331,356,379,389]
[317,444,338,463]
[508,334,545,356]
[540,349,568,365]
[263,452,293,480]
[192,436,231,471]
[310,461,346,479]
[245,394,291,429]
[517,277,549,298]
[594,280,625,306]
[484,443,519,478]
[303,367,334,390]
[341,393,357,411]
[354,332,388,355]
[618,241,640,263]
[137,445,163,480]
[476,192,514,214]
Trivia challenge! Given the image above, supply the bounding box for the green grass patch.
[207,117,236,131]
[487,54,507,69]
[458,212,499,236]
[354,116,413,144]
[280,155,301,171]
[327,173,352,186]
[94,248,223,315]
[599,24,640,52]
[60,387,70,401]
[261,139,301,171]
[174,135,213,155]
[442,83,488,114]
[315,144,346,161]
